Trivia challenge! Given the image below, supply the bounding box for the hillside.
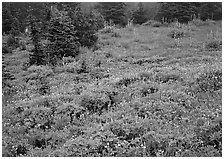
[2,20,222,157]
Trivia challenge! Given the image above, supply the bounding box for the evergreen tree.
[132,2,148,24]
[95,2,127,26]
[45,7,80,65]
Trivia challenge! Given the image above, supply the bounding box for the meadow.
[2,19,222,157]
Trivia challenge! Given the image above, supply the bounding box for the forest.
[2,2,222,157]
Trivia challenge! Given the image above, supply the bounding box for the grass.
[2,20,222,157]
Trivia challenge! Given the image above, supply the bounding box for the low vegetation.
[2,2,222,157]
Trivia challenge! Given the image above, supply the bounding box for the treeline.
[157,2,222,23]
[2,2,222,35]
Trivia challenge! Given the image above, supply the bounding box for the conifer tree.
[45,7,80,65]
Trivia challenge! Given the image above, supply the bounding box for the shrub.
[79,92,111,114]
[155,73,181,83]
[110,31,122,38]
[7,34,19,49]
[152,21,163,27]
[138,72,153,81]
[25,65,53,95]
[2,45,12,54]
[196,70,222,92]
[120,41,130,49]
[19,40,26,50]
[62,63,78,73]
[114,75,139,88]
[62,56,76,65]
[168,29,186,39]
[99,26,116,34]
[138,83,159,97]
[205,40,222,51]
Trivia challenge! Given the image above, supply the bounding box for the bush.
[120,41,130,49]
[7,34,19,49]
[168,29,186,39]
[62,56,76,65]
[138,83,159,97]
[155,72,181,83]
[196,70,222,92]
[19,39,27,50]
[152,21,163,27]
[79,92,111,114]
[2,45,12,54]
[110,31,122,38]
[205,40,222,51]
[25,65,53,95]
[99,26,116,34]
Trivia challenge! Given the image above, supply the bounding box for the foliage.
[2,4,222,157]
[45,8,80,65]
[71,7,102,48]
[132,3,148,25]
[168,29,187,39]
[28,18,46,66]
[142,20,164,27]
[196,69,222,92]
[2,45,13,54]
[6,34,20,49]
[95,2,127,26]
[199,2,222,21]
[2,54,15,96]
[157,2,221,23]
[205,40,222,51]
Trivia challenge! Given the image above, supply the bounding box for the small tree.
[132,2,148,25]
